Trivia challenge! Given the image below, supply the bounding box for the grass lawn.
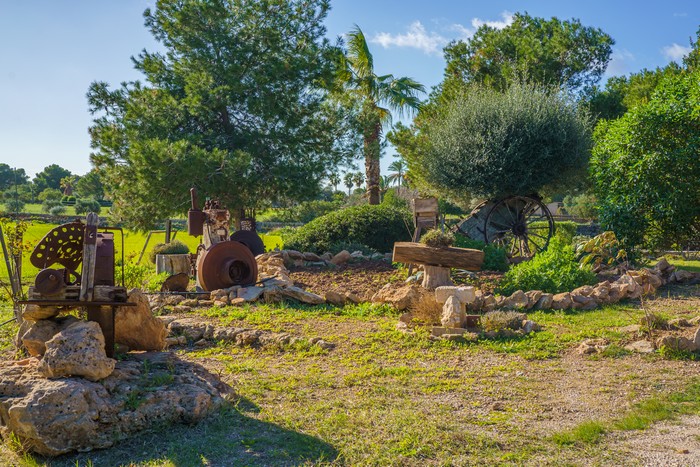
[1,284,700,465]
[668,258,700,273]
[19,203,77,216]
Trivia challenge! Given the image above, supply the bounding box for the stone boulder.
[330,250,352,265]
[551,293,572,310]
[0,353,233,457]
[22,304,61,322]
[281,286,325,305]
[535,293,553,310]
[21,316,81,357]
[656,335,698,352]
[325,290,347,307]
[115,289,167,351]
[441,296,465,328]
[238,286,265,302]
[371,284,421,311]
[38,321,116,382]
[503,290,529,309]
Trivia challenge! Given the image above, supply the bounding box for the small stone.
[303,252,322,262]
[213,299,229,307]
[522,320,539,334]
[281,286,325,305]
[693,327,700,347]
[230,297,246,306]
[198,300,213,307]
[164,337,180,347]
[576,338,609,355]
[163,295,185,306]
[238,286,264,302]
[551,293,572,310]
[618,324,641,334]
[624,340,655,353]
[656,335,698,352]
[172,305,192,313]
[431,326,467,337]
[525,290,542,308]
[441,296,465,328]
[667,318,691,328]
[504,290,529,309]
[330,250,352,265]
[325,290,347,306]
[371,284,421,310]
[345,292,362,304]
[572,285,594,297]
[535,293,553,310]
[194,339,208,347]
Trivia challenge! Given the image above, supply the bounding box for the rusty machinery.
[187,188,263,291]
[19,214,133,358]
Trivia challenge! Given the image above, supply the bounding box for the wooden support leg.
[87,305,115,358]
[422,265,453,289]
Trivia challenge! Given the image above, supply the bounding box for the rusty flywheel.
[196,241,258,291]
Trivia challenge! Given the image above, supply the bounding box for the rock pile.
[0,353,232,456]
[161,317,335,350]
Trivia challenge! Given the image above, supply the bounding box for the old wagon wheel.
[483,195,555,259]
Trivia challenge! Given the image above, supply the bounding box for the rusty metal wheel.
[230,230,265,257]
[196,241,258,291]
[484,195,555,259]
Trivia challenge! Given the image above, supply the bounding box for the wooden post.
[422,265,453,289]
[80,213,99,302]
[165,220,172,244]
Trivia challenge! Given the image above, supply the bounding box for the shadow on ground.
[37,397,338,467]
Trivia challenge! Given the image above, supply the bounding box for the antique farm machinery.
[187,188,263,291]
[19,213,132,357]
[455,194,555,260]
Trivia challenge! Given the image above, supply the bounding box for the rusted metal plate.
[94,232,114,286]
[34,268,67,295]
[196,241,258,291]
[29,222,84,271]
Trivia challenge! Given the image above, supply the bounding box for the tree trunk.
[364,118,382,205]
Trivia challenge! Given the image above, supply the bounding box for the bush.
[412,81,592,201]
[74,197,102,215]
[266,200,342,223]
[453,235,509,272]
[2,198,25,213]
[61,195,76,205]
[284,204,412,253]
[149,240,191,264]
[497,237,597,295]
[42,198,61,213]
[382,188,410,209]
[591,69,700,251]
[563,193,598,219]
[37,188,62,202]
[482,311,527,332]
[48,204,67,216]
[420,229,454,248]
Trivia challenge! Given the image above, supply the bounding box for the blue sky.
[0,0,698,178]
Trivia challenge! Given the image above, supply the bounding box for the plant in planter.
[150,240,191,275]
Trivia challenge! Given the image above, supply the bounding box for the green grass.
[667,258,700,273]
[19,203,77,216]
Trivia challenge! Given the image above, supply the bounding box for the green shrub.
[531,220,578,245]
[453,235,509,272]
[37,188,62,202]
[48,204,67,216]
[266,200,342,223]
[497,237,597,295]
[149,240,191,264]
[74,197,102,215]
[563,193,598,219]
[284,204,412,253]
[2,198,25,213]
[42,198,62,213]
[420,229,454,248]
[482,311,526,332]
[382,188,409,209]
[124,262,151,289]
[61,195,76,205]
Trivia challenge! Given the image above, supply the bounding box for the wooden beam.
[393,242,484,271]
[80,213,99,302]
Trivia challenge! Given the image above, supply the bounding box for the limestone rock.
[330,250,352,265]
[522,320,539,334]
[281,286,325,305]
[482,294,497,311]
[667,318,691,329]
[303,252,322,262]
[693,327,700,348]
[38,321,116,381]
[624,340,655,353]
[572,285,594,297]
[237,286,264,302]
[672,269,696,283]
[577,338,609,355]
[21,316,81,357]
[551,293,572,310]
[440,296,465,328]
[0,354,232,457]
[371,284,421,311]
[325,290,347,307]
[525,290,543,308]
[503,290,529,309]
[22,304,61,322]
[535,293,553,310]
[345,292,363,304]
[115,289,167,351]
[656,335,698,352]
[163,294,185,306]
[434,286,476,305]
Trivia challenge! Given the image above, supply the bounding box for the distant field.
[5,221,282,282]
[21,203,77,215]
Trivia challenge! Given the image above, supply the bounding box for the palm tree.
[379,175,391,203]
[328,173,341,192]
[339,26,425,205]
[343,172,354,195]
[388,159,406,187]
[352,172,365,191]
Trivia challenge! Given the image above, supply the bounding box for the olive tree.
[409,82,592,204]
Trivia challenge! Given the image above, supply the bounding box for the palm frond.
[346,25,374,80]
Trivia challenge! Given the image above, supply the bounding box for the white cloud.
[471,11,514,31]
[606,48,635,76]
[371,21,447,55]
[662,43,692,62]
[370,11,514,55]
